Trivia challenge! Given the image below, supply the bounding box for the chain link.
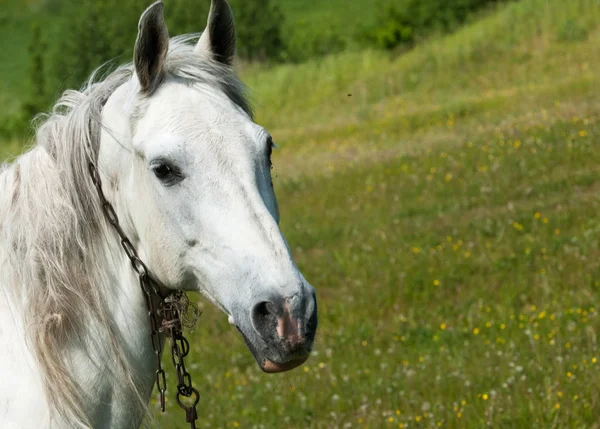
[88,162,200,429]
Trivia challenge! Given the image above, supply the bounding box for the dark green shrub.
[358,1,415,51]
[45,0,148,94]
[170,0,285,61]
[230,0,285,61]
[361,0,506,51]
[43,0,285,90]
[23,22,49,119]
[406,0,505,32]
[283,21,347,62]
[3,20,51,138]
[168,1,210,35]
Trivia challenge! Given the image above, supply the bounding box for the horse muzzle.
[235,289,318,373]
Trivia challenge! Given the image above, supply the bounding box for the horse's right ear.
[134,1,169,94]
[194,0,236,65]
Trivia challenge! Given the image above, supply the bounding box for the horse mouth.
[236,326,311,373]
[261,356,309,373]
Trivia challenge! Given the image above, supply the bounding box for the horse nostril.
[251,301,279,340]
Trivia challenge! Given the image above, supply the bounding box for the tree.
[23,21,47,117]
[37,0,286,106]
[229,0,285,61]
[45,0,147,94]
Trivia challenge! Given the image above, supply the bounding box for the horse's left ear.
[194,0,236,65]
[134,1,169,94]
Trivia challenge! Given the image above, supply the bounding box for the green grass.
[4,0,600,427]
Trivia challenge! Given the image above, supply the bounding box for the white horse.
[0,1,317,427]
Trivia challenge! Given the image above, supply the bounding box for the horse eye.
[267,144,273,169]
[151,161,182,185]
[153,163,172,180]
[267,137,275,170]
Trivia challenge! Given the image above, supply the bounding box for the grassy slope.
[171,0,600,427]
[3,0,600,427]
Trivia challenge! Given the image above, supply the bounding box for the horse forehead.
[145,81,249,127]
[145,93,258,144]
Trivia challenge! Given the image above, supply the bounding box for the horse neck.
[1,146,158,428]
[80,203,159,425]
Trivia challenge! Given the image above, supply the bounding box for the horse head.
[98,0,317,373]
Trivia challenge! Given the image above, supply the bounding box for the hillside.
[169,0,600,426]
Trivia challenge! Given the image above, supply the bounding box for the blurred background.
[2,0,600,427]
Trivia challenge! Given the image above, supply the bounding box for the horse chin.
[261,356,309,373]
[235,326,310,373]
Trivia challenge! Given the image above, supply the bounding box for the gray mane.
[0,35,250,428]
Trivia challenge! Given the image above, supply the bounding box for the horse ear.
[194,0,236,65]
[134,1,169,94]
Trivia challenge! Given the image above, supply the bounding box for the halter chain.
[88,162,201,429]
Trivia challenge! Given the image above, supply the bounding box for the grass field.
[3,0,600,427]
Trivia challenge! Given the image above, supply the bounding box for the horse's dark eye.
[153,163,172,180]
[267,136,274,170]
[151,161,183,186]
[267,143,273,169]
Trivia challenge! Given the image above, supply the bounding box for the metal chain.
[88,162,200,429]
[160,295,200,428]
